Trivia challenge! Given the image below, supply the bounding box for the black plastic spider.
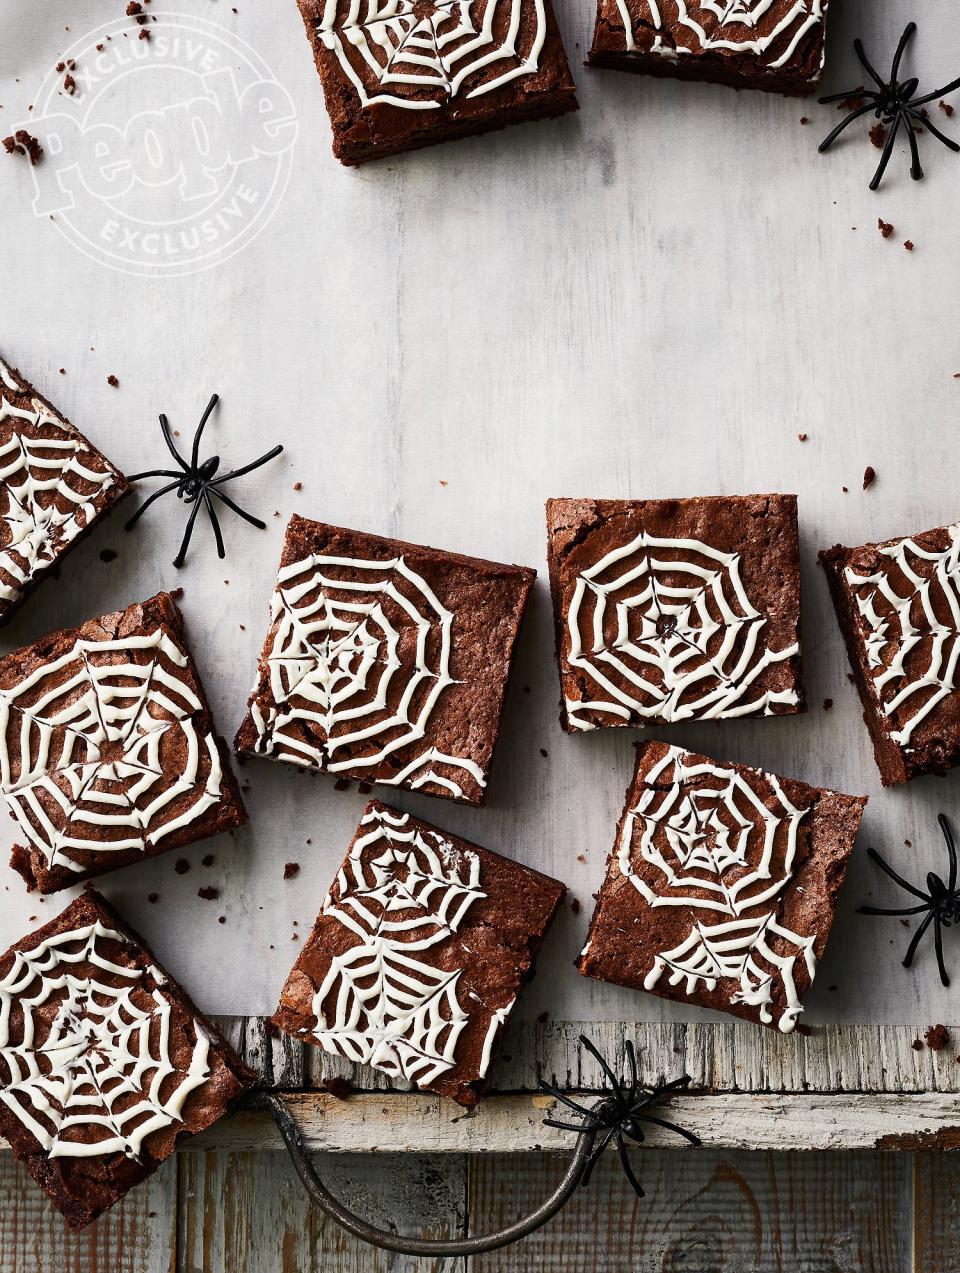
[540,1034,699,1196]
[125,394,283,567]
[818,21,960,191]
[859,815,960,988]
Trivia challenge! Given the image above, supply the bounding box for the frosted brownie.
[0,890,255,1228]
[0,356,129,622]
[546,495,804,732]
[0,592,247,892]
[578,741,866,1032]
[235,514,535,805]
[273,800,565,1104]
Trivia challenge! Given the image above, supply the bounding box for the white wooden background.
[3,0,959,1032]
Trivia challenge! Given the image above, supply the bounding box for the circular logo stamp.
[21,12,298,277]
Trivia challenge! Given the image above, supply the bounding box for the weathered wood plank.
[913,1153,960,1272]
[176,1150,467,1273]
[468,1149,912,1272]
[0,1152,177,1273]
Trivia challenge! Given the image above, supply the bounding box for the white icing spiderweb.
[623,0,824,70]
[844,525,960,748]
[308,806,486,1085]
[0,360,117,606]
[316,0,547,111]
[249,551,484,799]
[0,628,224,876]
[0,920,210,1159]
[565,530,798,729]
[618,746,815,1032]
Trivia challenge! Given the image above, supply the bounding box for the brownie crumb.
[869,122,886,149]
[197,885,219,901]
[174,859,190,875]
[797,433,808,442]
[912,1038,925,1052]
[799,116,808,125]
[862,465,876,490]
[537,1010,550,1024]
[925,1024,950,1052]
[539,748,548,758]
[138,29,150,39]
[283,862,300,880]
[940,101,955,118]
[202,853,215,868]
[3,130,43,164]
[334,778,349,792]
[904,240,914,252]
[63,74,76,95]
[570,897,581,914]
[99,548,118,563]
[293,482,302,492]
[107,374,119,386]
[823,698,833,710]
[218,915,226,924]
[147,892,159,904]
[878,218,894,239]
[324,1076,352,1099]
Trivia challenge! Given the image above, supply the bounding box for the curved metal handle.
[261,1092,598,1256]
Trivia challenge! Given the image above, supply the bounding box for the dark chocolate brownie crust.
[0,357,129,624]
[820,523,960,785]
[235,515,535,805]
[588,0,829,94]
[0,592,247,893]
[547,495,805,733]
[578,741,865,1032]
[0,890,255,1228]
[273,800,565,1104]
[295,0,578,165]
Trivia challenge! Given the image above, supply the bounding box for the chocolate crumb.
[940,101,955,118]
[147,893,159,904]
[539,748,548,758]
[912,1038,924,1052]
[823,698,833,710]
[869,123,886,149]
[842,486,849,493]
[877,218,894,239]
[904,240,914,252]
[138,29,150,39]
[797,433,808,442]
[197,885,219,901]
[293,482,302,491]
[63,74,76,95]
[283,862,300,880]
[926,1024,950,1052]
[571,898,581,915]
[202,853,215,867]
[863,465,876,490]
[174,859,190,875]
[3,130,43,164]
[799,116,808,125]
[107,374,119,386]
[537,1010,550,1024]
[99,549,118,563]
[324,1076,352,1099]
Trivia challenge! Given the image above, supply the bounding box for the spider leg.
[209,487,267,529]
[903,909,935,969]
[818,100,884,152]
[859,903,931,916]
[854,34,895,94]
[539,1083,596,1120]
[615,1132,645,1198]
[203,491,226,559]
[818,86,875,105]
[906,108,960,152]
[888,22,916,88]
[911,73,960,110]
[870,111,904,190]
[865,847,929,900]
[159,414,190,472]
[543,1118,596,1134]
[125,467,183,483]
[940,815,958,894]
[124,478,183,530]
[904,116,924,181]
[191,394,220,470]
[208,444,284,486]
[625,1040,638,1104]
[633,1114,701,1146]
[579,1034,627,1105]
[934,914,951,988]
[172,493,206,568]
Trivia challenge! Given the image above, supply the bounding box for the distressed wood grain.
[469,1150,913,1272]
[0,1153,177,1273]
[913,1153,960,1270]
[176,1150,467,1273]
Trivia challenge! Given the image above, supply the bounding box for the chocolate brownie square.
[273,800,565,1104]
[577,741,866,1032]
[235,514,535,805]
[821,523,960,784]
[587,0,830,95]
[0,890,255,1228]
[294,0,578,165]
[546,495,804,733]
[0,592,247,893]
[0,356,129,623]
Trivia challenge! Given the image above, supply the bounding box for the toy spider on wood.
[819,21,960,190]
[541,1034,700,1196]
[125,393,283,567]
[859,815,960,988]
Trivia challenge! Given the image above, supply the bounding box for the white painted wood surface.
[2,0,960,1044]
